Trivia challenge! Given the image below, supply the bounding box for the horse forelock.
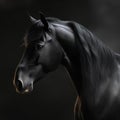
[24,22,45,46]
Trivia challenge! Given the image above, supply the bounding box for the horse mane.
[47,17,118,82]
[47,17,114,58]
[67,21,117,82]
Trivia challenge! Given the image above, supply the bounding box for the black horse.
[13,13,120,120]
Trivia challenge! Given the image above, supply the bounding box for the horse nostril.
[15,79,23,92]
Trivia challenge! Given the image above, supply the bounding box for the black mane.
[47,17,117,78]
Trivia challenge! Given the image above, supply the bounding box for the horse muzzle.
[14,78,33,94]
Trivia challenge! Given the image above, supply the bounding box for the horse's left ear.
[29,16,38,24]
[39,12,49,31]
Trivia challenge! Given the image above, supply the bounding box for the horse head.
[13,14,63,94]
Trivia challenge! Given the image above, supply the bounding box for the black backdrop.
[0,0,120,120]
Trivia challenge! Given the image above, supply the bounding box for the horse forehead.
[27,30,43,41]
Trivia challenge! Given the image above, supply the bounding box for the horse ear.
[29,16,38,24]
[39,12,49,31]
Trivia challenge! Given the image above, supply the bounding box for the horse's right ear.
[39,12,49,31]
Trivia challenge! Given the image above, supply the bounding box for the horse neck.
[53,22,84,94]
[53,21,118,96]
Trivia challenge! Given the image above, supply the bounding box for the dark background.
[0,0,120,120]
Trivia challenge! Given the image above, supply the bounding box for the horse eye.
[35,41,45,50]
[39,41,45,46]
